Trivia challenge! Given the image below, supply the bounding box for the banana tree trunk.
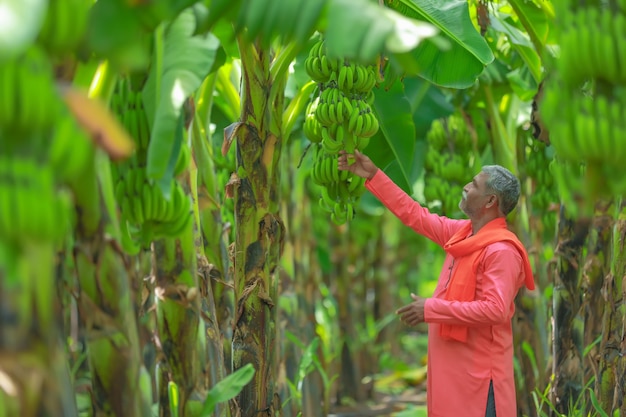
[192,160,229,416]
[231,42,286,417]
[597,201,626,414]
[0,241,78,417]
[194,75,235,367]
[73,166,152,417]
[152,218,203,416]
[581,202,613,400]
[550,206,590,415]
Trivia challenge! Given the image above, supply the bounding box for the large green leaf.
[193,0,241,35]
[386,0,494,88]
[490,14,542,84]
[86,0,152,70]
[199,364,255,416]
[234,0,326,47]
[369,80,416,192]
[507,0,554,54]
[0,0,47,59]
[325,0,438,65]
[403,77,454,137]
[143,9,222,186]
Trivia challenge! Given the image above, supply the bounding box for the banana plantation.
[1,0,625,416]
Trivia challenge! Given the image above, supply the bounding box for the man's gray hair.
[481,165,521,215]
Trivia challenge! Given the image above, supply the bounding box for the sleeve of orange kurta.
[365,170,461,246]
[423,245,524,326]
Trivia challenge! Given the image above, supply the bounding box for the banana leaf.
[143,9,223,190]
[385,0,495,88]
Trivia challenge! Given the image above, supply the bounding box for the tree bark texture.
[152,220,203,417]
[193,113,235,368]
[550,206,590,415]
[581,201,613,409]
[73,170,151,417]
[597,202,626,415]
[231,42,286,417]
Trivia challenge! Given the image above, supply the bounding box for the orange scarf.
[440,217,534,342]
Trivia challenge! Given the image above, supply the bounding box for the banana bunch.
[111,80,152,155]
[539,1,626,202]
[548,158,585,212]
[303,97,323,143]
[345,96,379,139]
[337,62,378,94]
[48,111,94,182]
[558,8,626,86]
[114,168,192,241]
[541,86,626,168]
[312,146,366,225]
[436,154,466,184]
[422,114,477,216]
[0,154,70,246]
[304,36,381,224]
[109,77,193,242]
[423,176,463,217]
[524,141,558,233]
[313,85,377,154]
[36,0,92,56]
[304,37,380,156]
[304,39,340,83]
[315,86,348,127]
[311,147,348,186]
[0,46,61,135]
[111,78,190,177]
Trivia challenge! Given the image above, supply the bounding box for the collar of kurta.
[440,217,535,342]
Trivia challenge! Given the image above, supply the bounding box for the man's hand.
[338,149,378,180]
[396,293,427,326]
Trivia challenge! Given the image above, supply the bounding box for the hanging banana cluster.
[557,8,626,87]
[0,44,75,247]
[310,146,366,224]
[0,46,61,136]
[524,141,558,232]
[539,1,626,201]
[304,37,379,225]
[0,156,71,246]
[423,114,475,216]
[542,89,626,168]
[110,79,192,243]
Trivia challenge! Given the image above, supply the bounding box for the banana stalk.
[582,201,613,385]
[152,216,203,417]
[189,118,230,416]
[0,240,78,417]
[193,75,235,369]
[230,40,287,416]
[550,207,590,414]
[598,201,626,415]
[72,164,152,417]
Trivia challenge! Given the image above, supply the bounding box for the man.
[338,150,535,417]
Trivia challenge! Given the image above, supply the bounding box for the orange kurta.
[367,170,530,417]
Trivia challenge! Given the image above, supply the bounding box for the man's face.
[458,171,496,217]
